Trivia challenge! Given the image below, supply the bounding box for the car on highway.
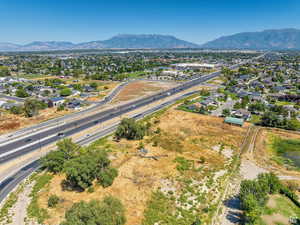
[25,138,32,142]
[58,132,65,137]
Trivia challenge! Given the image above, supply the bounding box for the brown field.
[253,128,300,177]
[36,108,248,225]
[0,108,72,135]
[112,81,176,103]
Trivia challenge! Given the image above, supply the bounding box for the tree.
[64,150,117,190]
[60,88,72,96]
[64,154,98,190]
[115,118,147,140]
[41,139,80,173]
[41,150,66,173]
[15,88,29,98]
[0,66,11,77]
[24,98,39,117]
[60,196,126,225]
[248,102,266,112]
[222,108,230,117]
[89,82,98,89]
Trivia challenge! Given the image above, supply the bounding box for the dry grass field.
[112,81,176,103]
[0,108,72,135]
[33,107,248,225]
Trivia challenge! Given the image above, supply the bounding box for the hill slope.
[202,28,300,49]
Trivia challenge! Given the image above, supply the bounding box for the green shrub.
[60,196,126,225]
[48,195,60,208]
[98,167,118,188]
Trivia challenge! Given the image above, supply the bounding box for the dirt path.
[219,126,300,225]
[9,182,35,225]
[219,126,263,225]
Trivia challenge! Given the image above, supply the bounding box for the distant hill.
[0,34,199,51]
[202,28,300,50]
[99,34,199,49]
[22,41,75,51]
[0,42,21,51]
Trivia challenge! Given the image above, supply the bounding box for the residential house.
[49,97,65,107]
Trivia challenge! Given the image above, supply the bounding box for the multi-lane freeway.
[0,60,255,164]
[0,55,263,203]
[0,70,226,163]
[0,81,129,143]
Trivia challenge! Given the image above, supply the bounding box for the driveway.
[211,98,236,117]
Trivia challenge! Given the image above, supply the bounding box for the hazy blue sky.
[1,0,300,44]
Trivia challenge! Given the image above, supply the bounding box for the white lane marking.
[0,134,57,159]
[0,122,65,147]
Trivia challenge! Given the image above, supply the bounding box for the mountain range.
[0,34,199,51]
[202,28,300,50]
[1,29,300,51]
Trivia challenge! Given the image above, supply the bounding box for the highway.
[0,70,224,164]
[0,90,196,203]
[0,60,252,164]
[0,81,129,143]
[0,55,262,204]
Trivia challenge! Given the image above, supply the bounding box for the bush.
[87,186,94,193]
[48,195,60,208]
[60,196,126,225]
[97,167,118,188]
[57,104,65,111]
[239,173,285,224]
[9,105,23,115]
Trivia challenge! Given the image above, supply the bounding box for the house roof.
[224,117,244,126]
[50,97,64,102]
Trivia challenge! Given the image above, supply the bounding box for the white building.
[173,63,216,70]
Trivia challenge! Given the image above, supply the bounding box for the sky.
[0,0,300,45]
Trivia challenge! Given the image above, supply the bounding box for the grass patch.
[142,191,176,225]
[262,195,300,224]
[272,138,300,155]
[250,114,261,124]
[0,185,24,224]
[15,74,46,79]
[174,157,193,172]
[270,136,300,168]
[27,173,53,224]
[275,101,294,106]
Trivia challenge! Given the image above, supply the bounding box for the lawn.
[275,101,294,106]
[261,194,300,225]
